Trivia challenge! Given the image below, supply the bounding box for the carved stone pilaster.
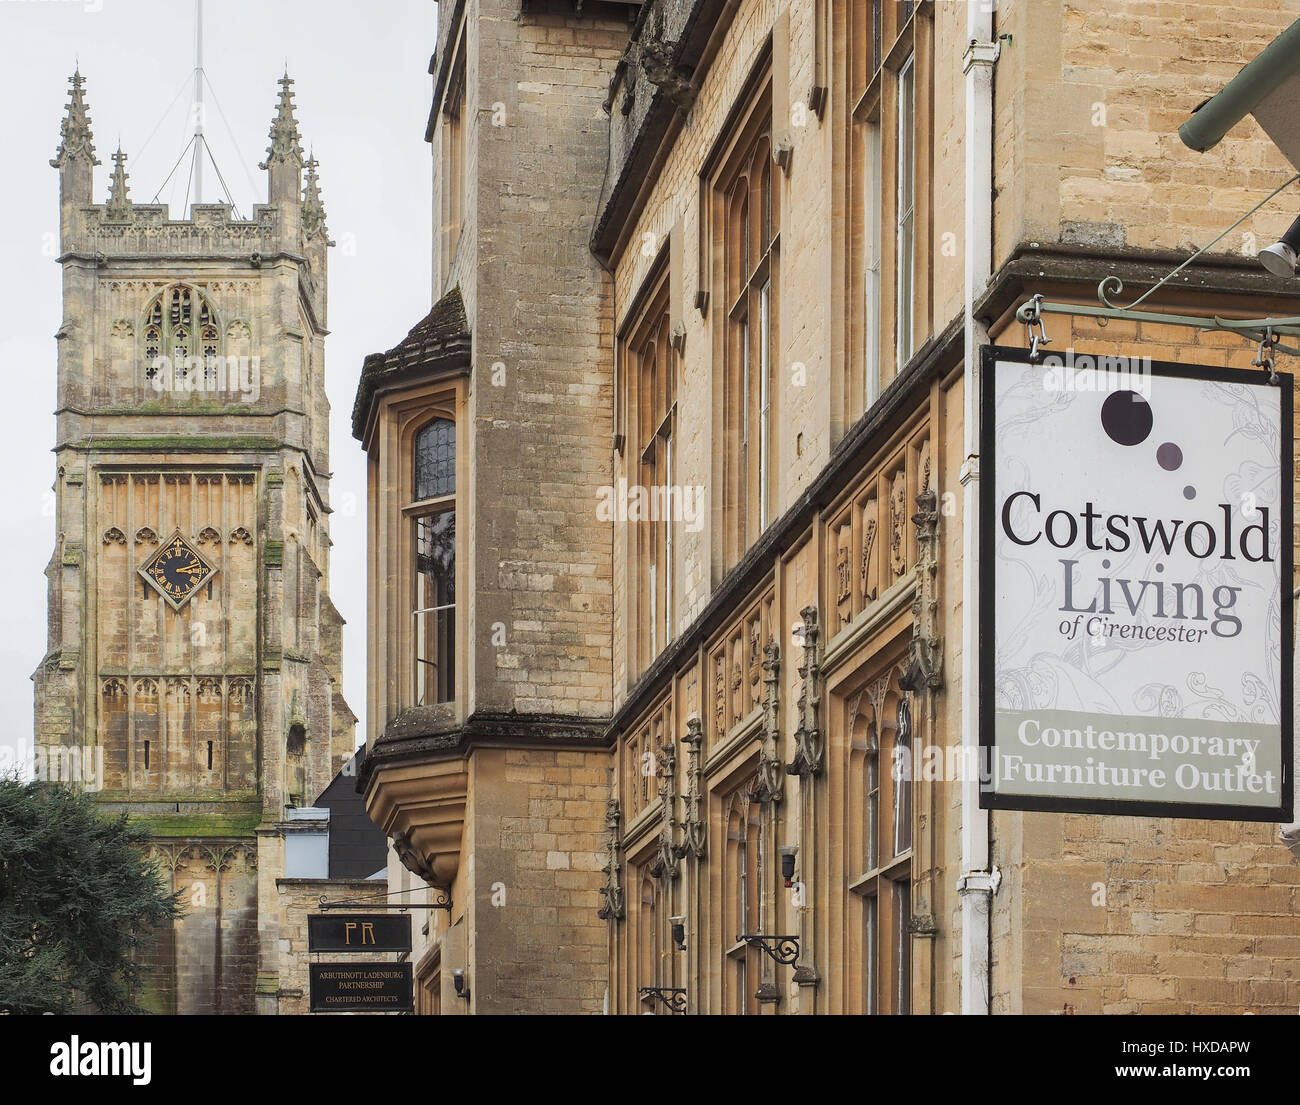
[597,798,626,921]
[649,737,680,880]
[755,642,784,802]
[787,607,824,776]
[900,488,943,694]
[677,716,706,861]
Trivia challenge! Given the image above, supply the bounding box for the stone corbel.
[649,737,681,880]
[635,18,698,114]
[756,642,784,802]
[669,320,687,354]
[676,716,706,861]
[787,606,824,776]
[391,830,437,885]
[597,798,626,921]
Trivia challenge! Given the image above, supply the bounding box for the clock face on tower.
[138,531,217,609]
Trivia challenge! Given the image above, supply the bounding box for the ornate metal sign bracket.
[638,986,687,1013]
[739,933,801,967]
[317,887,451,912]
[1017,283,1300,377]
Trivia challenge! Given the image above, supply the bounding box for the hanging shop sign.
[308,913,412,954]
[980,347,1292,820]
[309,963,413,1013]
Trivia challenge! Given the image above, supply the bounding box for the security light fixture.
[779,845,797,888]
[670,915,686,951]
[1259,213,1300,277]
[453,967,469,999]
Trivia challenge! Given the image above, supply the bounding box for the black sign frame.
[979,345,1294,821]
[308,913,412,954]
[308,962,413,1014]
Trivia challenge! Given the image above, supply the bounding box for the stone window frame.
[722,782,763,1015]
[704,66,780,573]
[842,0,933,425]
[843,643,914,1015]
[438,21,469,290]
[408,413,458,707]
[621,258,677,678]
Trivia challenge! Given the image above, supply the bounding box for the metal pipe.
[1179,17,1300,152]
[960,4,998,1016]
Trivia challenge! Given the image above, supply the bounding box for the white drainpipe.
[959,4,1001,1016]
[1282,585,1300,854]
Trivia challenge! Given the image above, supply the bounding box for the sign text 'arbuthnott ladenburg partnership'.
[980,347,1293,820]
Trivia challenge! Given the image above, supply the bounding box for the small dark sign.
[308,913,412,953]
[309,962,413,1013]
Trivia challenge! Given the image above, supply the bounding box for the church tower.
[34,70,355,1014]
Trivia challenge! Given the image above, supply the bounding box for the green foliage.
[0,778,182,1014]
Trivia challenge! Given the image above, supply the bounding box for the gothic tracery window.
[848,660,914,1014]
[141,285,222,387]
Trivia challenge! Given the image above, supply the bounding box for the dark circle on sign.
[1101,390,1153,446]
[1183,486,1196,500]
[1156,442,1183,471]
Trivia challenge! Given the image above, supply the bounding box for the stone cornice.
[357,709,612,792]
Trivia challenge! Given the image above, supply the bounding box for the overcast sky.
[0,0,437,765]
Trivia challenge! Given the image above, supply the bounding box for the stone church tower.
[34,70,355,1014]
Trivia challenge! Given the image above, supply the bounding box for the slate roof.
[352,285,471,441]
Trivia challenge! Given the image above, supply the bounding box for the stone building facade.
[358,0,1300,1013]
[35,71,356,1013]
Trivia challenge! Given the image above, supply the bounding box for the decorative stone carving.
[713,653,726,738]
[50,70,98,168]
[391,830,437,884]
[597,798,626,921]
[649,736,680,880]
[731,642,744,722]
[635,17,698,113]
[229,526,253,546]
[787,606,824,777]
[676,716,706,861]
[102,527,126,547]
[861,506,879,604]
[836,525,852,628]
[260,73,303,168]
[105,147,131,219]
[889,469,908,578]
[197,526,221,546]
[134,526,158,546]
[748,617,761,701]
[302,154,329,241]
[101,678,127,698]
[756,641,784,802]
[900,487,943,694]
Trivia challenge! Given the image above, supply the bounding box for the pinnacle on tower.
[302,152,327,239]
[106,146,131,218]
[50,69,100,169]
[260,71,303,169]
